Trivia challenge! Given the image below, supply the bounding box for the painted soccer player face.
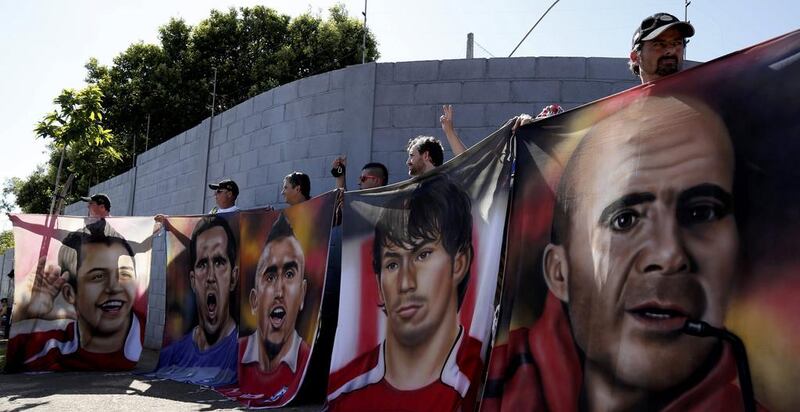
[377,238,468,348]
[359,169,383,190]
[407,147,431,177]
[70,242,137,338]
[544,99,738,391]
[281,179,304,206]
[251,237,307,360]
[190,226,238,345]
[633,27,686,82]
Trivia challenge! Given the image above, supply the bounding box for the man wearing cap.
[629,12,695,84]
[209,179,240,214]
[81,194,111,218]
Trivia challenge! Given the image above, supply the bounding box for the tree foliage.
[12,4,379,213]
[0,230,13,254]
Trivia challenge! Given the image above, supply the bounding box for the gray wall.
[60,56,646,348]
[1,249,14,302]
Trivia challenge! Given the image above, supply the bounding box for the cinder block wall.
[58,56,655,348]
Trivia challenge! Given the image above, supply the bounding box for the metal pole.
[361,0,368,64]
[201,68,218,213]
[467,33,474,59]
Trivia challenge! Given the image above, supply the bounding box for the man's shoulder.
[328,343,383,399]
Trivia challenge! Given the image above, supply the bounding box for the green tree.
[0,230,13,254]
[14,4,379,213]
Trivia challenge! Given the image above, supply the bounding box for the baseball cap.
[80,193,111,210]
[209,179,239,197]
[632,13,694,49]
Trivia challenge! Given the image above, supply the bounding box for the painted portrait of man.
[328,175,484,411]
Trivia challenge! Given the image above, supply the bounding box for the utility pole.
[201,68,218,213]
[145,113,151,151]
[361,0,368,64]
[466,33,474,59]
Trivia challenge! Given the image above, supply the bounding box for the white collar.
[242,330,302,374]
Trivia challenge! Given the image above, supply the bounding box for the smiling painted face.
[71,242,137,339]
[190,225,237,346]
[544,97,738,392]
[251,236,307,365]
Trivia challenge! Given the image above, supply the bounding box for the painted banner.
[6,215,153,372]
[482,30,800,412]
[150,212,241,386]
[327,128,513,411]
[217,191,336,407]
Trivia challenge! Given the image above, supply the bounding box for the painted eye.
[610,210,639,232]
[285,269,295,279]
[417,250,432,261]
[683,202,726,225]
[265,272,277,282]
[385,262,398,271]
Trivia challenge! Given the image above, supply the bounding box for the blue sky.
[0,0,797,227]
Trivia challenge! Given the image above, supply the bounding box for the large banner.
[150,213,241,386]
[327,128,513,411]
[218,192,336,407]
[483,30,800,412]
[6,215,153,372]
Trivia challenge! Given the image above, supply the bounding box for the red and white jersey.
[216,330,310,408]
[327,327,484,412]
[6,315,143,372]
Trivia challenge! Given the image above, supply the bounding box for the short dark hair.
[58,219,135,291]
[372,174,473,308]
[189,216,237,270]
[407,136,444,167]
[266,213,295,245]
[362,162,389,186]
[285,172,311,200]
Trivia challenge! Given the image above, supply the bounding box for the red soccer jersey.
[328,327,484,412]
[6,315,143,372]
[216,331,310,408]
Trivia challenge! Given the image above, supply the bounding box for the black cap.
[80,193,111,211]
[209,179,239,197]
[632,13,695,50]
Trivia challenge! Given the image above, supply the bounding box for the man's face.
[547,99,738,391]
[281,179,303,205]
[407,147,430,177]
[214,188,234,209]
[250,237,307,358]
[87,202,108,218]
[377,238,467,348]
[71,242,137,336]
[633,27,685,82]
[190,226,237,343]
[359,169,383,189]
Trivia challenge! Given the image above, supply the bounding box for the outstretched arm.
[440,105,467,156]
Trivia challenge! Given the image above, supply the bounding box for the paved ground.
[0,339,322,411]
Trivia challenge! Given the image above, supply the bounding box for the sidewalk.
[0,339,321,411]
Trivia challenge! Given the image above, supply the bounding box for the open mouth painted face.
[98,299,127,315]
[206,292,218,322]
[269,305,286,329]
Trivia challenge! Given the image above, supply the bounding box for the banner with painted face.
[6,215,153,372]
[217,191,335,408]
[482,30,800,412]
[150,213,241,386]
[326,128,513,411]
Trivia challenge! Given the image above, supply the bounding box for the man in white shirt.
[208,179,240,214]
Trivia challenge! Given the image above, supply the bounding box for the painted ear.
[62,281,76,306]
[300,277,307,312]
[189,270,196,293]
[249,288,258,315]
[543,243,569,303]
[452,247,471,285]
[230,266,239,292]
[374,273,385,308]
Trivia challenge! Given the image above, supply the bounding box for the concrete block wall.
[56,56,666,348]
